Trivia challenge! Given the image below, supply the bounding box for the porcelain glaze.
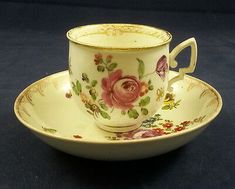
[67,24,197,132]
[14,71,222,160]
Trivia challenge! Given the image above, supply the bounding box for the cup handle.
[168,37,197,91]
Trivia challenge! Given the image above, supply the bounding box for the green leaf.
[107,63,117,71]
[106,55,112,63]
[100,110,111,120]
[139,96,150,107]
[76,80,82,93]
[72,80,82,95]
[91,93,97,100]
[148,85,154,90]
[99,102,108,110]
[91,80,98,87]
[162,105,170,110]
[141,108,149,115]
[71,82,77,94]
[82,73,89,83]
[89,89,97,101]
[154,114,162,121]
[42,127,57,134]
[86,85,92,89]
[128,108,139,119]
[97,65,105,72]
[175,100,181,106]
[137,58,145,79]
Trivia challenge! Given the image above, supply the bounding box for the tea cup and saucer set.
[14,24,222,161]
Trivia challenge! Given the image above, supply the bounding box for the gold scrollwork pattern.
[186,81,219,109]
[16,80,49,119]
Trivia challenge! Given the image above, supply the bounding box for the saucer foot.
[96,123,141,133]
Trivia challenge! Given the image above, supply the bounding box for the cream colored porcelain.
[14,71,222,161]
[67,23,197,132]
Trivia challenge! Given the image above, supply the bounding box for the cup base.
[96,123,141,133]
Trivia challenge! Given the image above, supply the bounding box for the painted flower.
[162,122,173,128]
[140,81,149,96]
[101,69,141,110]
[180,121,191,127]
[174,126,185,132]
[156,55,168,80]
[106,55,113,63]
[94,53,103,65]
[80,92,91,103]
[164,93,175,104]
[117,128,164,140]
[142,128,165,138]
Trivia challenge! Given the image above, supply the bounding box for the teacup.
[67,23,197,132]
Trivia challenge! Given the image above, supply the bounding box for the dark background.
[1,0,235,12]
[0,0,235,188]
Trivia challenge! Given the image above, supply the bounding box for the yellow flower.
[156,87,164,101]
[80,92,92,104]
[140,82,149,96]
[164,93,175,104]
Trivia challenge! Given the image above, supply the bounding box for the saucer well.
[14,71,222,160]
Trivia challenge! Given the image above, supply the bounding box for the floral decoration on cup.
[71,54,168,120]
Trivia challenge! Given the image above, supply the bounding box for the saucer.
[14,71,222,160]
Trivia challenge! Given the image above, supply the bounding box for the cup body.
[67,24,172,132]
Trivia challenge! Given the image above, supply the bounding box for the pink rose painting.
[116,128,165,140]
[156,55,168,80]
[101,69,141,110]
[72,53,167,120]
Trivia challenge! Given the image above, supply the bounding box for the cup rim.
[66,23,172,50]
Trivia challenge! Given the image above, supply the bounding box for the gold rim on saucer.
[14,71,222,144]
[13,70,222,160]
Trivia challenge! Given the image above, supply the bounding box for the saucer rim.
[14,70,223,145]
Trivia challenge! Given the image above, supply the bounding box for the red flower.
[156,55,168,80]
[180,121,191,127]
[162,122,173,128]
[101,69,141,110]
[94,53,102,65]
[152,128,165,135]
[106,55,113,63]
[174,126,185,132]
